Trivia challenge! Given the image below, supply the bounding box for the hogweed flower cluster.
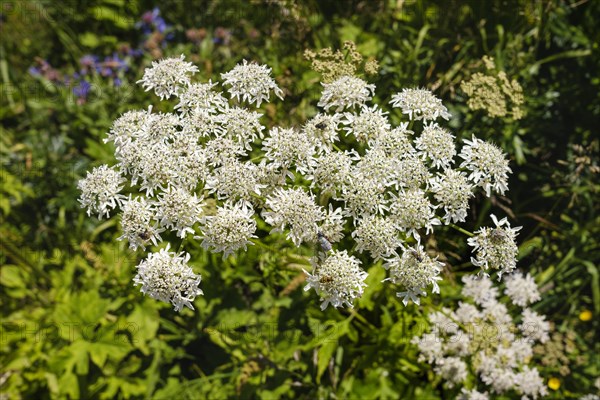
[468,214,522,278]
[390,88,452,121]
[384,240,443,306]
[133,244,203,312]
[77,165,126,219]
[303,250,367,310]
[460,56,525,120]
[79,52,522,312]
[413,273,549,399]
[303,40,379,83]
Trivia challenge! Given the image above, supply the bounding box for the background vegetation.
[1,0,598,398]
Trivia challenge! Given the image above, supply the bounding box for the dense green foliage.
[1,1,598,398]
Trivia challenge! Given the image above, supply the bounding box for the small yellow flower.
[579,310,593,321]
[548,377,561,391]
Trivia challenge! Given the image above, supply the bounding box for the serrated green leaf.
[358,265,385,310]
[316,340,337,383]
[0,265,26,288]
[88,337,131,369]
[127,302,160,347]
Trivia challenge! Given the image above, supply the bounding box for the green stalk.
[450,224,474,237]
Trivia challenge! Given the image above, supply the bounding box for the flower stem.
[347,309,377,330]
[177,237,187,253]
[250,238,277,252]
[450,224,474,237]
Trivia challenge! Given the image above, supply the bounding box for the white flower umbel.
[428,308,460,336]
[77,164,126,219]
[109,110,179,182]
[181,108,226,139]
[205,159,265,202]
[580,395,600,400]
[137,55,198,100]
[263,188,325,246]
[112,136,146,180]
[118,196,163,251]
[142,112,181,143]
[82,51,528,316]
[415,123,456,169]
[318,204,346,243]
[504,272,541,307]
[168,136,209,191]
[430,169,474,224]
[384,241,443,305]
[455,301,482,325]
[204,136,248,167]
[459,135,511,197]
[481,298,512,326]
[389,189,440,239]
[479,367,517,395]
[221,59,284,107]
[389,88,451,121]
[255,159,288,195]
[413,271,549,399]
[352,215,401,261]
[461,274,498,306]
[354,148,397,187]
[304,250,368,310]
[154,186,203,238]
[174,81,228,114]
[519,308,550,343]
[579,394,600,400]
[339,176,388,220]
[457,388,490,400]
[221,107,265,150]
[468,214,522,278]
[303,113,341,154]
[133,244,203,312]
[434,357,468,388]
[308,150,355,195]
[318,75,375,112]
[412,333,444,364]
[390,154,431,190]
[342,105,391,143]
[197,200,257,259]
[369,124,415,159]
[262,127,316,173]
[136,142,177,196]
[104,109,150,149]
[514,367,548,399]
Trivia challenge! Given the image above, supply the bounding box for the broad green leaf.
[582,260,600,313]
[80,32,100,48]
[127,302,160,349]
[358,264,385,311]
[316,340,337,383]
[58,372,81,399]
[0,265,26,288]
